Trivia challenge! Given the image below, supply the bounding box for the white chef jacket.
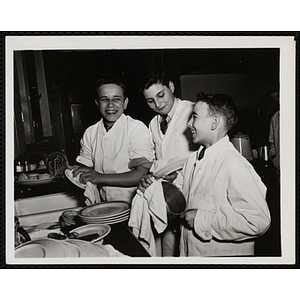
[149,99,198,160]
[76,114,154,202]
[173,135,271,257]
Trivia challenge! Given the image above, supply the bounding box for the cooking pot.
[162,181,186,223]
[231,134,253,161]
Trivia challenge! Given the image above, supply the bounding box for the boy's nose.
[188,118,193,127]
[107,99,114,106]
[154,99,160,108]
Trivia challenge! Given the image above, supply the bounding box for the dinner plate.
[69,224,111,243]
[15,239,66,258]
[65,240,104,257]
[16,177,55,187]
[64,169,86,189]
[80,214,129,225]
[15,243,46,258]
[153,157,187,178]
[79,201,130,218]
[61,241,80,258]
[79,210,129,221]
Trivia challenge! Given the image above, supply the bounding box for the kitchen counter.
[15,176,150,258]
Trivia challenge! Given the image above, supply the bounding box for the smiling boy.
[73,76,154,203]
[174,93,271,256]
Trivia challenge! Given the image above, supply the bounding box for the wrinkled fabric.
[149,99,197,256]
[174,136,271,257]
[128,180,168,256]
[149,99,198,160]
[76,114,154,203]
[84,182,101,206]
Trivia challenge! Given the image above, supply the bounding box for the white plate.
[69,224,111,243]
[153,157,187,178]
[15,243,46,258]
[61,241,80,258]
[79,210,129,221]
[65,240,104,257]
[15,239,66,258]
[81,214,129,225]
[65,169,86,189]
[79,201,130,218]
[16,177,55,187]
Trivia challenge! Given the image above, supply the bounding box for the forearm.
[194,165,270,242]
[96,166,149,187]
[194,203,270,242]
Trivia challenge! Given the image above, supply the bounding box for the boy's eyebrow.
[99,95,123,99]
[156,89,164,96]
[145,89,164,101]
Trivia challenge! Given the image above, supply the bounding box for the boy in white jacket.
[139,69,198,256]
[175,93,271,256]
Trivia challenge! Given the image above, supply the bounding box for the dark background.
[14,48,279,164]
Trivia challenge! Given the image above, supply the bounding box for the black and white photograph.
[5,35,295,266]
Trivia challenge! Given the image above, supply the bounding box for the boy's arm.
[193,164,271,242]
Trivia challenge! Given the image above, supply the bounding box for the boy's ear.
[211,115,220,131]
[124,97,129,110]
[168,81,175,93]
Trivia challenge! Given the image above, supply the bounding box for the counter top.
[15,177,86,200]
[15,175,150,258]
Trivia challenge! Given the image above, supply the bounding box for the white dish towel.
[84,182,101,206]
[128,179,168,256]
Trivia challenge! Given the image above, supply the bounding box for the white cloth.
[84,182,101,206]
[149,156,187,178]
[76,114,154,203]
[128,179,168,256]
[149,99,198,160]
[174,135,271,257]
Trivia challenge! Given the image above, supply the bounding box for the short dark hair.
[196,92,238,130]
[95,75,127,99]
[140,69,172,91]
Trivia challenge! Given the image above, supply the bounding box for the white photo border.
[5,34,296,266]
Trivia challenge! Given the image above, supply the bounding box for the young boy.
[139,69,198,256]
[72,76,154,203]
[175,93,271,256]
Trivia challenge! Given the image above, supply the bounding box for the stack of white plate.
[15,238,110,258]
[78,201,130,225]
[61,210,79,227]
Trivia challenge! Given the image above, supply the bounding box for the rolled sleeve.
[128,122,154,162]
[76,129,94,167]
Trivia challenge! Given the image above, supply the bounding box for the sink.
[15,192,83,226]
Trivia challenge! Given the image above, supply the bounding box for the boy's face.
[188,101,213,146]
[95,83,128,128]
[143,82,175,115]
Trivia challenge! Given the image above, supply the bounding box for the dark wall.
[16,48,279,163]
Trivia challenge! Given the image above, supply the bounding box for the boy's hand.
[180,209,198,229]
[138,174,155,193]
[162,170,178,182]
